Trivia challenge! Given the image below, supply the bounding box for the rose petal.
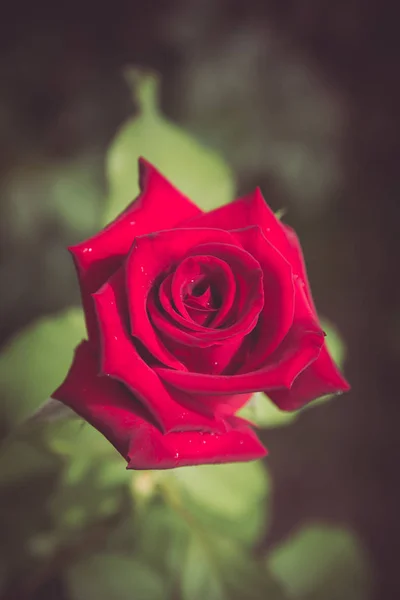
[52,342,266,469]
[127,414,267,470]
[267,345,351,410]
[171,255,236,327]
[264,224,350,408]
[158,274,207,332]
[162,386,255,418]
[181,186,290,254]
[231,226,295,367]
[69,158,202,342]
[281,224,318,314]
[93,269,227,434]
[125,229,244,365]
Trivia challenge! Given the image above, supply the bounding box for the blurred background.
[0,1,399,599]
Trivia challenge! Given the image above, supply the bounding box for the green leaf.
[182,535,288,600]
[0,308,86,428]
[167,461,270,545]
[172,461,267,518]
[67,554,165,600]
[104,69,234,224]
[267,523,372,600]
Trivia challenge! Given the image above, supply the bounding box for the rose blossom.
[53,158,350,469]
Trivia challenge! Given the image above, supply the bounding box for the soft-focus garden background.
[1,1,399,599]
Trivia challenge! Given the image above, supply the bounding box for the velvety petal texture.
[53,158,350,470]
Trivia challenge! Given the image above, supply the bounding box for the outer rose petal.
[281,224,318,313]
[181,186,291,257]
[230,226,294,366]
[69,158,202,342]
[267,345,351,411]
[52,342,266,469]
[266,224,350,409]
[128,415,266,470]
[93,270,227,434]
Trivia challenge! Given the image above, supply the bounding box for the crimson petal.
[180,186,291,255]
[266,224,350,408]
[69,158,202,342]
[231,226,294,366]
[267,344,351,411]
[127,415,267,470]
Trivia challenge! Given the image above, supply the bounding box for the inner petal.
[171,255,236,328]
[184,283,219,326]
[186,282,213,307]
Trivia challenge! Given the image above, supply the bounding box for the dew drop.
[174,452,180,459]
[130,220,136,226]
[83,247,93,253]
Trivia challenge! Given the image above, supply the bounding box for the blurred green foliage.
[268,524,372,600]
[0,70,371,600]
[0,308,85,429]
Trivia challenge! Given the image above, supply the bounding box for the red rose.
[53,158,349,469]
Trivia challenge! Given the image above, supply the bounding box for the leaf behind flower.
[104,69,235,224]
